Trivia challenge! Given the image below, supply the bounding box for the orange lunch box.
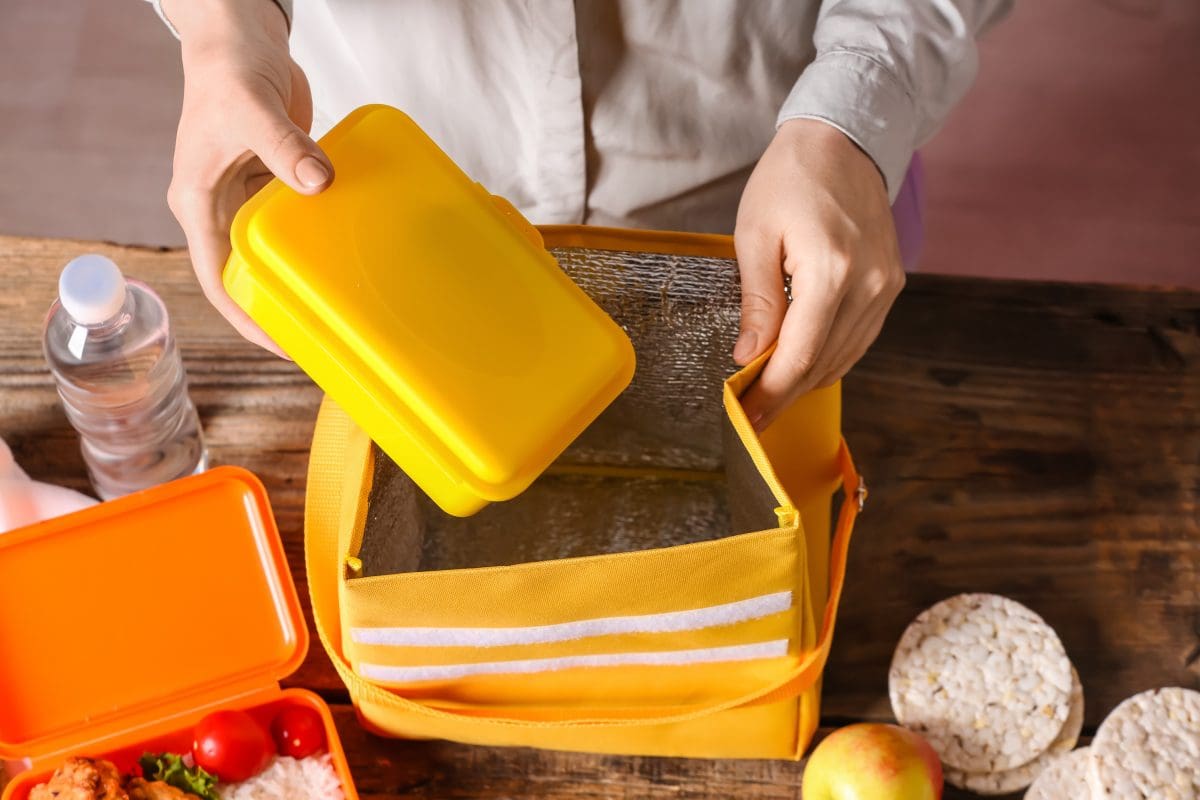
[0,467,357,800]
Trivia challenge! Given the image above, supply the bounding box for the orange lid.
[0,467,306,765]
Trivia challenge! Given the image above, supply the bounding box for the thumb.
[732,228,788,365]
[243,95,333,195]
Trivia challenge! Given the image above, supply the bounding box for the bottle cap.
[59,254,127,325]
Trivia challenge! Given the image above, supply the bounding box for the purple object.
[891,152,926,271]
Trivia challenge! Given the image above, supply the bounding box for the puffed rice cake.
[889,593,1074,772]
[1025,747,1094,800]
[1087,687,1200,799]
[943,666,1084,795]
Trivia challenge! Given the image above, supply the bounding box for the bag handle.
[305,397,863,730]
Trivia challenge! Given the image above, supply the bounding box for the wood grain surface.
[0,234,1196,799]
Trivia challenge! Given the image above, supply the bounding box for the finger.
[783,287,875,399]
[198,243,292,359]
[287,58,315,133]
[170,188,291,358]
[806,303,889,392]
[732,228,788,365]
[801,263,904,391]
[740,262,844,428]
[241,92,333,196]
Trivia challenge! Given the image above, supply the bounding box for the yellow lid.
[225,105,635,516]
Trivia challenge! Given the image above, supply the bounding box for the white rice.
[217,754,343,800]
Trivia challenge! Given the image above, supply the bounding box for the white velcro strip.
[357,639,790,683]
[351,590,793,648]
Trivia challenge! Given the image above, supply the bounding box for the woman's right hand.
[163,0,333,355]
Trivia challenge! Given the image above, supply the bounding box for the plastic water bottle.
[42,254,208,499]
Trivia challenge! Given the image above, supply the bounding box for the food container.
[0,467,357,800]
[224,104,636,517]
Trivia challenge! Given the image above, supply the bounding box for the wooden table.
[1,235,1197,799]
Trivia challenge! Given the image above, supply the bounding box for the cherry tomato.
[270,706,326,759]
[192,710,275,782]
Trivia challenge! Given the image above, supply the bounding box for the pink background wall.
[921,0,1199,288]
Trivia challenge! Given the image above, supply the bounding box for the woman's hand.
[733,118,905,429]
[163,0,333,354]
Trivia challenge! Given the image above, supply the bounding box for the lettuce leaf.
[138,752,221,800]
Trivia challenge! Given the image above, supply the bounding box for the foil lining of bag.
[359,245,778,577]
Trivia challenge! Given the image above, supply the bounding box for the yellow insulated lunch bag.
[304,227,864,759]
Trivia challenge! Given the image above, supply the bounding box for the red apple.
[802,723,943,800]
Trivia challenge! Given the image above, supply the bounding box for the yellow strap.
[305,397,861,729]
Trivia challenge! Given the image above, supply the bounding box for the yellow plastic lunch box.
[224,105,636,516]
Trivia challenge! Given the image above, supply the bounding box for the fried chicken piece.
[125,778,198,800]
[29,757,126,800]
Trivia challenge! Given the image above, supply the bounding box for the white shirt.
[154,0,1011,232]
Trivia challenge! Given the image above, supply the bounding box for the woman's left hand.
[733,118,906,430]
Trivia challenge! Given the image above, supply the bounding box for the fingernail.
[733,330,757,362]
[295,156,330,188]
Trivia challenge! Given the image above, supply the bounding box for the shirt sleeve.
[144,0,294,39]
[778,0,1013,200]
